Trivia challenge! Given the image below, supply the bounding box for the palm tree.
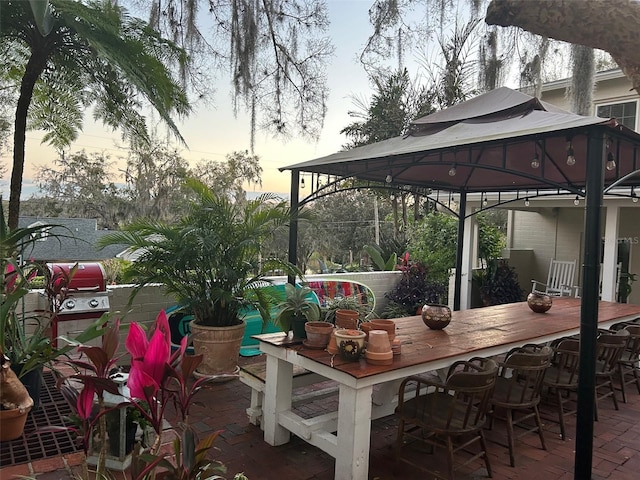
[0,0,190,228]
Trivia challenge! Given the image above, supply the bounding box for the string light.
[300,177,305,188]
[524,198,530,207]
[606,137,616,171]
[483,194,488,207]
[531,154,540,169]
[633,188,638,203]
[385,173,393,183]
[566,140,576,166]
[606,152,616,171]
[448,164,457,176]
[574,195,580,206]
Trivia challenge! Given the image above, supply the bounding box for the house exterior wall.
[507,69,640,305]
[507,204,640,305]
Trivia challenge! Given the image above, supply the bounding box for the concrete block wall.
[23,271,402,361]
[266,271,403,316]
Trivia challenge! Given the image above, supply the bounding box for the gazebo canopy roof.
[282,87,640,195]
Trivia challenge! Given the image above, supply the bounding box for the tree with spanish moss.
[0,0,190,228]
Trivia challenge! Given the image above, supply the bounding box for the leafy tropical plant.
[322,296,373,325]
[273,284,321,333]
[475,259,525,306]
[383,253,447,317]
[363,244,397,271]
[97,178,301,328]
[53,318,124,478]
[126,310,243,480]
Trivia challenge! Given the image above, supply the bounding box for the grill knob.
[64,299,76,310]
[89,299,99,308]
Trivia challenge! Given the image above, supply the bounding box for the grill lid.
[46,262,107,292]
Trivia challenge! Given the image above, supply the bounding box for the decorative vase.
[334,329,366,361]
[335,309,359,329]
[291,315,308,339]
[421,304,452,330]
[370,319,396,341]
[304,321,334,348]
[527,292,552,313]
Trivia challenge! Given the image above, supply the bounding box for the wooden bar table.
[256,298,640,480]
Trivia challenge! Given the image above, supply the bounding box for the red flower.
[77,383,95,420]
[126,311,171,401]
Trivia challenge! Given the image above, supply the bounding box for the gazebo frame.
[281,87,640,478]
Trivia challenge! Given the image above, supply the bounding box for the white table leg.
[263,354,293,446]
[335,384,373,480]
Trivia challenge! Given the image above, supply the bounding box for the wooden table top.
[256,298,640,380]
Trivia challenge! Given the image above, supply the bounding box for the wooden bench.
[239,361,339,427]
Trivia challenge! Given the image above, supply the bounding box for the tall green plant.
[0,0,190,227]
[98,178,301,328]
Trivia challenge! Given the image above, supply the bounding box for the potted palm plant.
[274,283,321,339]
[98,178,301,376]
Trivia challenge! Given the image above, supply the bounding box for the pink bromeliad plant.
[126,310,238,480]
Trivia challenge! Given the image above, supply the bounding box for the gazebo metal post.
[453,191,467,311]
[287,170,300,286]
[574,132,606,479]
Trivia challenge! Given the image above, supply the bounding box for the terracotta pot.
[189,320,246,377]
[360,321,374,341]
[421,304,452,330]
[304,321,334,347]
[527,292,553,313]
[334,328,366,361]
[370,319,396,341]
[0,406,31,441]
[326,329,339,354]
[366,330,392,354]
[335,309,359,329]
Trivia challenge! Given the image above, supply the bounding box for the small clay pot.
[334,328,366,361]
[370,319,396,342]
[326,329,339,354]
[335,309,359,329]
[304,321,334,347]
[366,330,392,354]
[360,321,374,341]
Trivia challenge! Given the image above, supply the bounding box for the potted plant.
[98,178,301,376]
[274,283,321,339]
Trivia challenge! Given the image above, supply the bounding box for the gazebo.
[281,86,640,478]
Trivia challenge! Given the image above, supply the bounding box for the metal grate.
[0,370,81,467]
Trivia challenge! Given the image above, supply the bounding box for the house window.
[596,101,638,131]
[28,221,50,242]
